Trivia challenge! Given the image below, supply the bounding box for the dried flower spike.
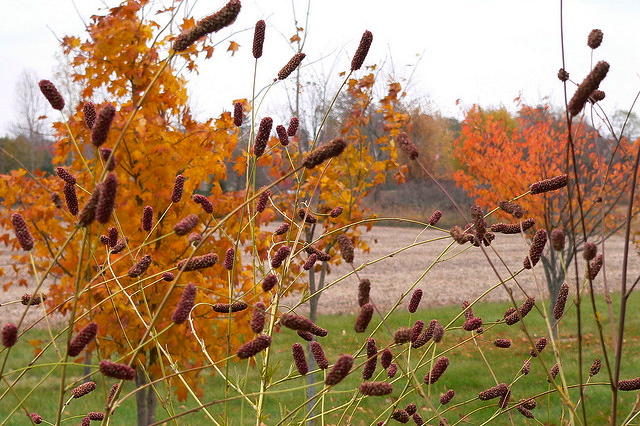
[530,174,568,195]
[171,174,185,203]
[381,349,393,369]
[192,194,214,214]
[172,0,241,52]
[11,213,34,251]
[351,30,373,71]
[254,117,273,157]
[99,360,136,380]
[280,313,314,332]
[83,102,96,129]
[29,413,43,424]
[516,404,535,419]
[256,189,270,213]
[51,192,64,209]
[287,116,299,136]
[96,173,117,224]
[297,331,314,341]
[68,322,98,357]
[394,327,412,345]
[128,254,152,278]
[212,301,248,313]
[56,167,76,185]
[523,229,547,269]
[583,242,597,261]
[387,362,398,378]
[558,68,570,82]
[251,302,266,334]
[71,381,96,398]
[359,381,392,396]
[391,410,410,423]
[362,338,378,380]
[550,229,565,251]
[141,206,153,232]
[521,359,531,375]
[505,297,535,325]
[325,354,354,386]
[498,200,524,218]
[428,210,442,226]
[303,253,317,271]
[21,293,45,306]
[91,103,116,147]
[462,317,483,331]
[271,246,291,268]
[590,358,602,377]
[64,182,79,215]
[99,147,117,171]
[478,383,508,400]
[302,138,347,169]
[547,363,560,382]
[111,237,128,254]
[553,282,570,320]
[277,53,306,80]
[276,125,289,146]
[530,337,548,357]
[424,357,449,384]
[39,80,65,110]
[77,186,101,227]
[297,207,317,223]
[237,335,272,359]
[233,101,243,127]
[590,90,606,103]
[329,206,343,218]
[588,29,603,49]
[273,222,290,235]
[588,254,604,280]
[354,303,374,333]
[397,132,419,160]
[252,20,266,59]
[172,283,197,324]
[411,320,424,343]
[262,274,278,292]
[568,61,610,116]
[2,323,18,347]
[162,272,174,281]
[87,412,105,421]
[174,214,199,236]
[310,341,329,369]
[336,234,354,263]
[292,343,308,375]
[618,377,640,391]
[440,389,455,405]
[358,278,371,307]
[494,338,511,348]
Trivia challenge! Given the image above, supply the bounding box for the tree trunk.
[135,366,156,425]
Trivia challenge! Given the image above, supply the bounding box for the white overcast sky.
[2,0,640,136]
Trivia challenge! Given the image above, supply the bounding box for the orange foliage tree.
[453,101,633,306]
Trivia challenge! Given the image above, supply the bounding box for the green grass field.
[2,291,640,425]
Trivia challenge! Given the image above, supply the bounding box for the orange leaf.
[290,34,301,43]
[227,41,240,56]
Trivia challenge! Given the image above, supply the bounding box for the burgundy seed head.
[362,338,378,379]
[325,354,354,386]
[424,357,449,384]
[397,132,419,160]
[287,116,299,136]
[431,320,445,343]
[223,248,234,270]
[99,235,109,244]
[256,189,271,213]
[21,293,45,306]
[408,289,423,313]
[478,383,508,400]
[428,210,442,226]
[162,272,174,281]
[236,335,272,359]
[11,213,34,251]
[280,313,314,331]
[276,125,289,146]
[394,327,412,345]
[405,403,417,415]
[387,362,398,378]
[29,413,43,424]
[274,222,290,235]
[171,174,185,203]
[412,413,424,425]
[354,303,374,333]
[173,0,241,51]
[359,381,392,396]
[292,343,308,375]
[309,323,328,337]
[547,363,560,382]
[411,320,424,343]
[297,207,317,224]
[303,253,317,271]
[498,200,524,218]
[96,173,117,224]
[107,383,120,405]
[111,237,128,254]
[551,229,565,251]
[583,242,597,261]
[56,167,76,185]
[277,53,306,80]
[358,278,371,307]
[99,359,136,380]
[590,90,606,103]
[568,61,609,116]
[588,29,603,49]
[71,381,96,398]
[128,254,152,278]
[553,282,570,320]
[251,302,266,334]
[618,377,640,391]
[271,246,291,268]
[523,229,547,269]
[81,417,90,426]
[558,68,570,82]
[83,102,96,129]
[411,331,431,349]
[530,337,548,357]
[590,358,602,377]
[505,297,535,325]
[88,412,105,421]
[494,338,511,348]
[77,186,101,227]
[462,317,483,331]
[262,274,278,292]
[449,225,468,244]
[520,398,537,410]
[91,104,115,147]
[99,147,117,171]
[516,405,534,419]
[391,410,410,423]
[39,80,65,110]
[141,206,153,232]
[521,359,531,375]
[440,389,455,405]
[297,330,314,341]
[254,117,273,158]
[588,254,604,280]
[462,300,474,320]
[68,322,98,357]
[213,301,248,313]
[336,234,354,263]
[530,174,569,195]
[2,323,18,347]
[302,138,347,169]
[172,283,197,324]
[63,182,79,215]
[252,20,266,59]
[329,206,343,218]
[499,389,511,409]
[381,348,393,369]
[51,192,64,209]
[107,227,118,248]
[192,194,213,214]
[310,341,329,369]
[351,30,373,71]
[174,214,199,236]
[233,101,243,127]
